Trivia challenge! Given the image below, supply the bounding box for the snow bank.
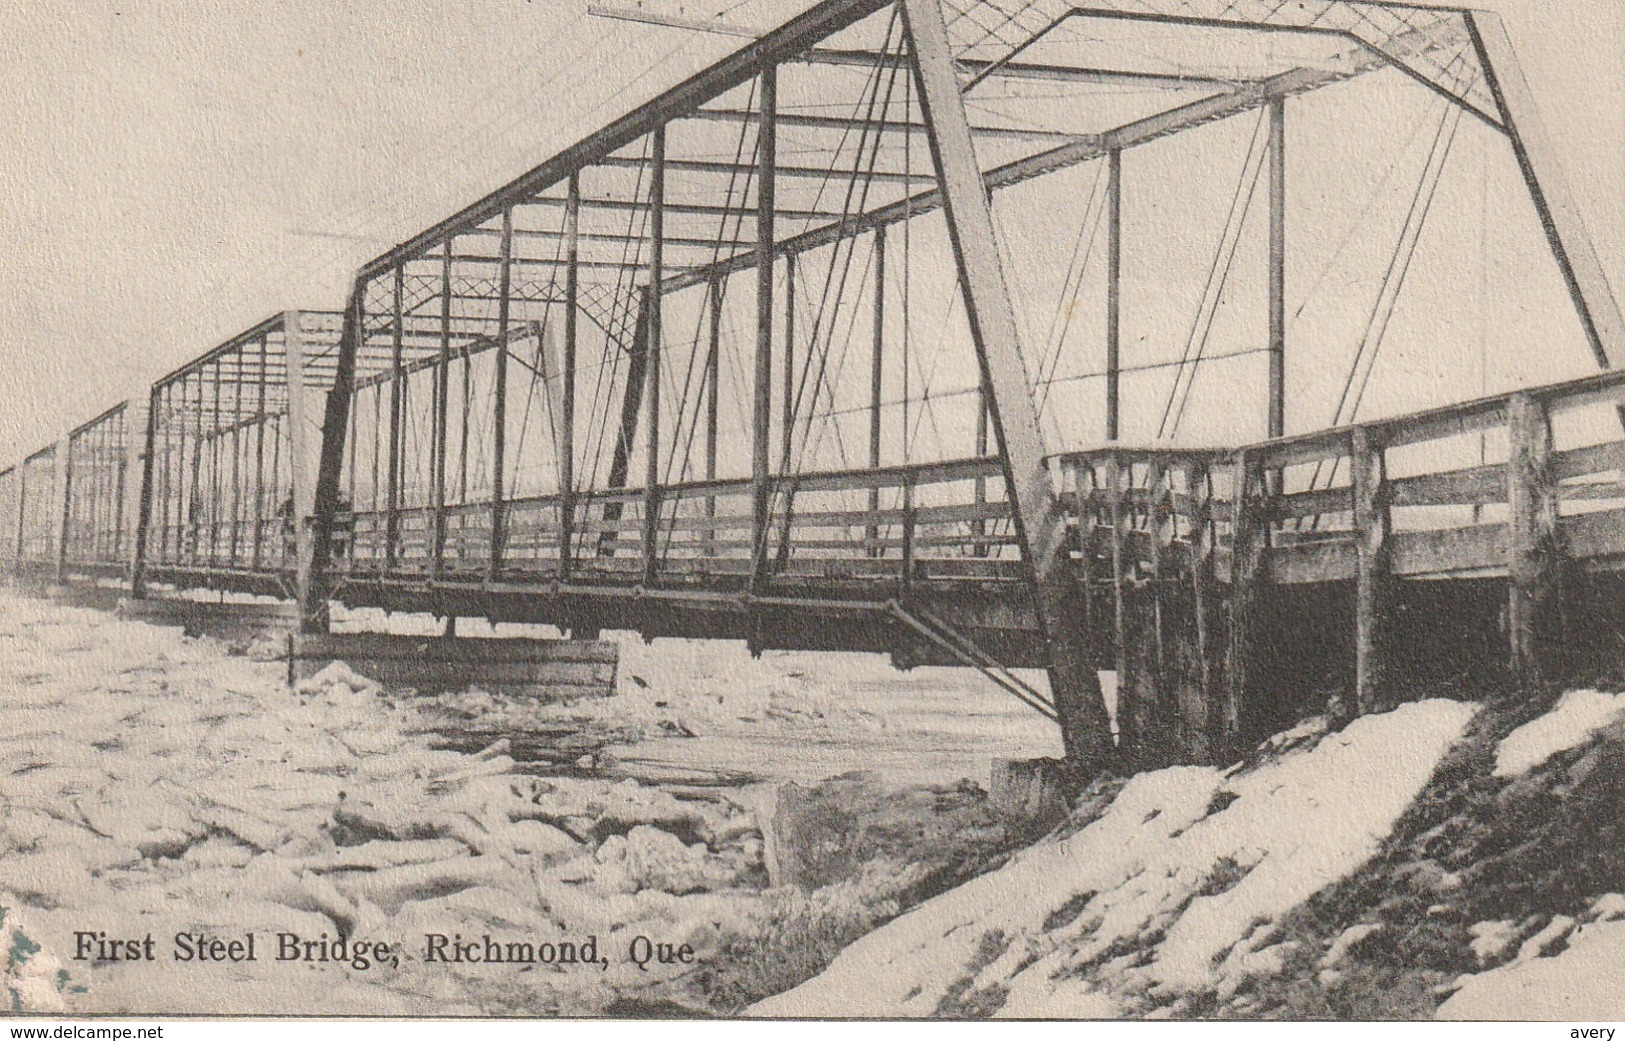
[1,903,67,1013]
[1493,689,1625,778]
[753,766,1220,1018]
[754,699,1477,1018]
[1438,919,1625,1020]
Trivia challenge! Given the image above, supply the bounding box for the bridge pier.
[1057,406,1625,770]
[118,595,301,647]
[1072,448,1238,768]
[288,632,617,700]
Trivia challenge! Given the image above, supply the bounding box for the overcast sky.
[0,0,1621,464]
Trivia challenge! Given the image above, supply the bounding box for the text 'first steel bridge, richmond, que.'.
[7,0,1625,776]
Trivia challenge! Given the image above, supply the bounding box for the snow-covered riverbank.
[755,684,1625,1019]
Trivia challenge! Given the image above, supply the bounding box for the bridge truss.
[4,0,1622,772]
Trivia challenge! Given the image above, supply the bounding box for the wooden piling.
[1351,425,1392,715]
[1224,450,1267,757]
[1137,457,1173,763]
[1507,392,1562,687]
[1185,461,1219,762]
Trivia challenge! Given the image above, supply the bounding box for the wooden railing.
[337,454,1015,590]
[149,513,295,574]
[1050,366,1625,735]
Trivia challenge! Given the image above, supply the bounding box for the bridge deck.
[130,368,1625,668]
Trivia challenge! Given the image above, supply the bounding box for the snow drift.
[754,699,1478,1018]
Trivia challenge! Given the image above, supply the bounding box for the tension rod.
[885,600,1058,722]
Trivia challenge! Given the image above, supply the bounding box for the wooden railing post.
[1507,392,1562,687]
[1225,450,1268,756]
[773,476,797,574]
[1351,426,1392,715]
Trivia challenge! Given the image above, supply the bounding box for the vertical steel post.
[974,390,988,556]
[156,384,172,564]
[782,253,796,472]
[368,393,380,533]
[459,330,472,505]
[286,312,317,610]
[490,207,514,580]
[387,267,406,570]
[1268,97,1286,442]
[600,296,652,559]
[228,382,243,566]
[868,225,885,552]
[561,173,581,580]
[207,363,223,565]
[13,460,25,567]
[55,437,72,584]
[1106,148,1122,441]
[753,62,777,584]
[170,383,184,563]
[253,336,268,569]
[433,242,453,580]
[704,276,722,553]
[186,374,203,563]
[303,289,365,634]
[903,0,1113,771]
[116,402,135,573]
[643,127,666,585]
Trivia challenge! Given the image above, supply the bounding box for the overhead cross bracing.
[5,0,1624,776]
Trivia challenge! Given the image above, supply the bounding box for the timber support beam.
[1351,426,1393,716]
[1506,392,1564,687]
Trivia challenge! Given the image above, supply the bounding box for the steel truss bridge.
[6,0,1625,773]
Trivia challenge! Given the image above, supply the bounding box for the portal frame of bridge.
[130,310,344,605]
[59,400,146,585]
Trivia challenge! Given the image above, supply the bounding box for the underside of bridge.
[7,0,1625,777]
